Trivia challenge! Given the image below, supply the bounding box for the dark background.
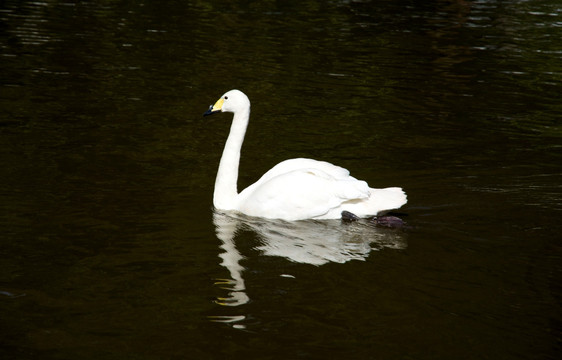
[1,1,561,359]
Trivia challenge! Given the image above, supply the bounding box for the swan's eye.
[224,96,228,100]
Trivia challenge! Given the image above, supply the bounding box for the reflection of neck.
[214,108,249,210]
[218,236,245,292]
[213,213,249,306]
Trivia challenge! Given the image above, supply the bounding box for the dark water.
[1,0,561,359]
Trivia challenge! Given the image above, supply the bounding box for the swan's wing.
[255,158,351,185]
[237,168,370,220]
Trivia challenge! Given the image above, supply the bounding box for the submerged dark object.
[341,210,361,222]
[341,210,406,229]
[370,215,405,228]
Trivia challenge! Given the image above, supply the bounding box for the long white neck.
[213,107,250,210]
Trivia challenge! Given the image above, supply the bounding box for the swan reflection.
[213,212,250,307]
[210,211,407,328]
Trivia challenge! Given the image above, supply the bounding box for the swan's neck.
[214,108,250,210]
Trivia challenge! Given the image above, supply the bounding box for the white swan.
[203,89,407,221]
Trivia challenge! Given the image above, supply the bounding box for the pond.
[1,0,561,359]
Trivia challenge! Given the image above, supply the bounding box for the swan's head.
[203,89,250,116]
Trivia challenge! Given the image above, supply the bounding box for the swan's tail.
[340,187,407,218]
[369,187,407,214]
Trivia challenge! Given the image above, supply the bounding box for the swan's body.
[204,89,407,221]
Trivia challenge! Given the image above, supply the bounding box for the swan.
[203,89,407,221]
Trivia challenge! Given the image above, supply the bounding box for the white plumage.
[203,89,407,221]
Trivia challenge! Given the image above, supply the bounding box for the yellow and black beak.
[203,97,224,116]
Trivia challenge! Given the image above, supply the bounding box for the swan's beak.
[203,97,224,116]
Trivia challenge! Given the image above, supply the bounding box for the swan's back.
[254,158,350,183]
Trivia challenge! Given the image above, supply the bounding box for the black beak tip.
[203,105,214,117]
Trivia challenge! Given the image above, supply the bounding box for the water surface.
[1,0,561,359]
